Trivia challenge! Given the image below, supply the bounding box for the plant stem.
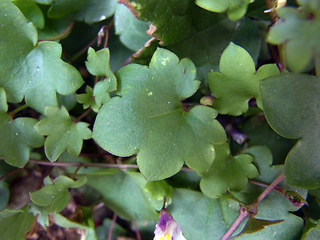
[73,108,92,123]
[29,159,140,170]
[133,221,142,240]
[108,213,117,240]
[8,104,28,118]
[220,173,285,240]
[254,173,285,204]
[0,167,25,181]
[221,207,248,240]
[39,22,75,41]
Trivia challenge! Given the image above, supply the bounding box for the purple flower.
[154,210,186,240]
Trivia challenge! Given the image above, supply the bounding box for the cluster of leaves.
[0,0,320,239]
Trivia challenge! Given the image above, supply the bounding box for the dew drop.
[168,101,171,104]
[28,80,32,84]
[36,66,40,72]
[106,122,110,125]
[210,145,215,152]
[147,91,153,96]
[15,132,19,136]
[169,132,172,135]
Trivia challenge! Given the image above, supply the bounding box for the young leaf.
[0,208,34,240]
[93,48,226,180]
[75,86,99,112]
[195,0,252,21]
[208,42,280,116]
[0,88,44,167]
[144,180,173,203]
[260,73,320,188]
[85,48,117,107]
[34,106,92,161]
[114,3,151,51]
[30,175,87,213]
[85,171,161,221]
[0,0,83,113]
[200,143,259,198]
[267,1,320,72]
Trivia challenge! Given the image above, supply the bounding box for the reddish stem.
[108,213,117,240]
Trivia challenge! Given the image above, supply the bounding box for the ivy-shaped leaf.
[0,208,34,240]
[200,143,259,198]
[30,175,87,213]
[85,170,162,221]
[85,48,117,108]
[75,86,99,112]
[260,73,320,188]
[34,106,92,161]
[208,42,280,116]
[0,88,44,167]
[144,180,173,203]
[0,0,83,113]
[195,0,252,21]
[267,0,320,72]
[93,48,226,180]
[114,3,151,51]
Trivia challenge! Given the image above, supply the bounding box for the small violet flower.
[154,209,187,240]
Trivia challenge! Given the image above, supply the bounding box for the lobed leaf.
[0,88,44,167]
[200,143,259,198]
[267,0,320,72]
[93,48,226,180]
[0,0,83,113]
[260,73,320,188]
[30,175,87,213]
[209,42,279,116]
[35,106,92,161]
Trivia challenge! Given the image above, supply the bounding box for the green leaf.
[169,188,303,240]
[195,0,252,21]
[0,208,34,240]
[85,171,161,221]
[200,143,259,198]
[238,218,284,236]
[34,106,92,161]
[53,213,97,240]
[267,1,320,72]
[76,86,99,112]
[114,3,151,51]
[47,0,117,23]
[144,180,173,203]
[301,219,320,240]
[71,0,117,24]
[93,48,226,180]
[240,115,296,165]
[208,42,280,116]
[260,73,320,188]
[12,0,45,29]
[30,175,87,213]
[0,89,44,167]
[29,203,49,229]
[0,0,83,112]
[127,0,194,45]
